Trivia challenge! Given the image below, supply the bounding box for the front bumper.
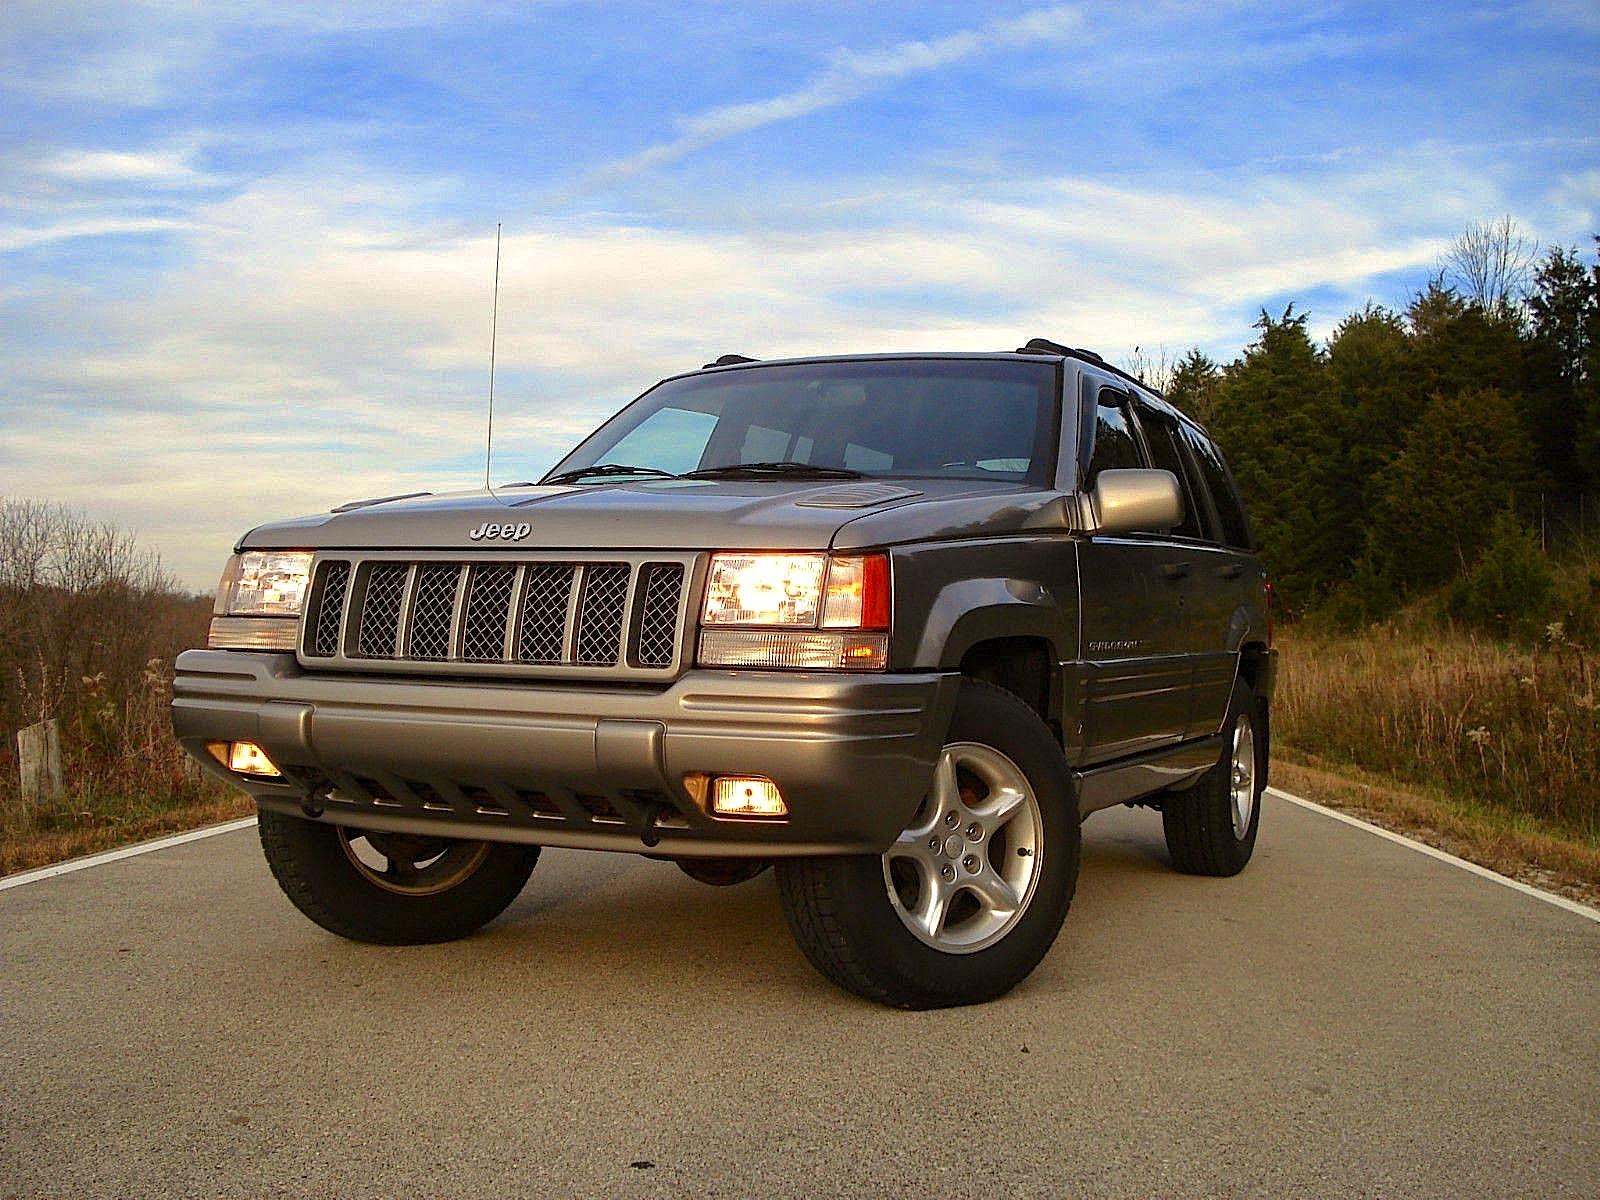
[172,650,959,857]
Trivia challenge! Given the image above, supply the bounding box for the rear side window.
[1181,427,1253,548]
[1136,410,1206,540]
[1086,394,1144,483]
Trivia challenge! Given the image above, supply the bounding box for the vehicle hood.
[239,478,1067,553]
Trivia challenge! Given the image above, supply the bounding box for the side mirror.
[1088,469,1183,535]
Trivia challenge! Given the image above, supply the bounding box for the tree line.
[1147,221,1600,637]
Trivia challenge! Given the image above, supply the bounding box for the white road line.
[1267,786,1600,925]
[0,817,258,892]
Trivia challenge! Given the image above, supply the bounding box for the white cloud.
[0,216,192,252]
[44,148,205,185]
[581,5,1083,187]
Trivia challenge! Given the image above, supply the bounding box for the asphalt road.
[2,792,1597,1199]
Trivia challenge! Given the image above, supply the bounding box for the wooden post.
[17,718,64,804]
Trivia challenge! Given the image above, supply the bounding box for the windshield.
[545,359,1060,486]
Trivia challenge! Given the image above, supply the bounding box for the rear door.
[1074,385,1194,763]
[1173,420,1261,736]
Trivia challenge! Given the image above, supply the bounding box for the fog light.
[227,741,281,778]
[711,776,787,818]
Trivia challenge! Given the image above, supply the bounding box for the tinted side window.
[1086,393,1145,483]
[1136,411,1206,540]
[1182,427,1252,548]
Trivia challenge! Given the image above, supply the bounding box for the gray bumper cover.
[172,650,960,857]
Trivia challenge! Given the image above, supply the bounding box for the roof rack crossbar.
[1016,337,1157,395]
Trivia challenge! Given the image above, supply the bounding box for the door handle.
[1160,562,1191,580]
[1215,562,1243,579]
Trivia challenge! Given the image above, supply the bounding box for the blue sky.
[3,1,1598,588]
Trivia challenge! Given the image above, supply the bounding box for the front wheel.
[776,680,1079,1009]
[257,809,540,944]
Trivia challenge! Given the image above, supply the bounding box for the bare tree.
[1442,215,1539,313]
[1123,343,1175,392]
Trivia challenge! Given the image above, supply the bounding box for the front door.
[1072,386,1194,764]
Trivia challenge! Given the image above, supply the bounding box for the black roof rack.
[701,353,759,369]
[1016,337,1155,394]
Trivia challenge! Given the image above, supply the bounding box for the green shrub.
[1448,509,1556,641]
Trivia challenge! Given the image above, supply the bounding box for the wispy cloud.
[581,5,1083,188]
[0,217,191,252]
[43,148,206,185]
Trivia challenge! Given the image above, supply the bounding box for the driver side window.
[1086,392,1145,483]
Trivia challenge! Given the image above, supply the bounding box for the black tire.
[257,809,539,944]
[1162,679,1264,877]
[775,680,1079,1009]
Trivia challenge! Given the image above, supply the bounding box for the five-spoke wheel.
[777,680,1079,1009]
[883,742,1043,953]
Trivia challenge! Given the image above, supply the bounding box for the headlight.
[702,554,829,626]
[209,550,313,651]
[215,551,314,617]
[699,552,890,670]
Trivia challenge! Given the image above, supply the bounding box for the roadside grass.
[1274,622,1599,843]
[1273,619,1600,909]
[0,787,253,877]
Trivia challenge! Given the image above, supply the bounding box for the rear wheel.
[776,680,1079,1008]
[257,809,539,944]
[1162,680,1264,876]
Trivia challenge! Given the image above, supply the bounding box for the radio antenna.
[484,221,502,490]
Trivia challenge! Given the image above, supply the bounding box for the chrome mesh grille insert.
[357,563,408,657]
[462,565,516,661]
[517,565,576,663]
[407,564,461,660]
[575,564,629,665]
[307,555,688,677]
[636,564,684,667]
[311,561,350,657]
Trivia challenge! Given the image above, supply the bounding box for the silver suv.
[174,341,1274,1008]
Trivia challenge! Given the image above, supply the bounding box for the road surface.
[2,792,1596,1198]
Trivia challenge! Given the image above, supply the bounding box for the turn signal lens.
[711,776,787,818]
[227,741,281,777]
[697,629,888,670]
[820,554,890,630]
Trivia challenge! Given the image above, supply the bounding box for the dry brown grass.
[1275,622,1600,842]
[0,499,243,877]
[0,793,253,877]
[0,649,247,877]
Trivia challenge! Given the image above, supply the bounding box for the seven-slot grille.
[303,557,688,675]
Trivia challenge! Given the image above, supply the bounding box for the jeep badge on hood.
[468,521,532,541]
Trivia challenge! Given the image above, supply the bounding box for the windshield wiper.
[539,463,682,486]
[682,461,864,481]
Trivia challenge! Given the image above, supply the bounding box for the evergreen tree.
[1208,306,1341,613]
[1165,349,1222,425]
[1406,279,1526,405]
[1525,243,1595,498]
[1367,388,1534,592]
[1447,508,1556,642]
[1326,305,1412,547]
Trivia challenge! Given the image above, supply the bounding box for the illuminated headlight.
[699,552,890,670]
[703,554,829,626]
[208,550,313,650]
[216,551,314,616]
